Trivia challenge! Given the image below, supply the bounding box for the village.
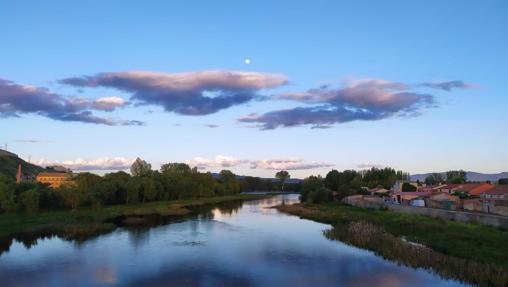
[361,180,508,217]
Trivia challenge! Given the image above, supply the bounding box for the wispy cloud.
[14,139,46,143]
[34,157,135,171]
[0,78,141,126]
[60,70,288,115]
[419,80,475,91]
[204,124,219,128]
[238,78,473,129]
[186,155,334,170]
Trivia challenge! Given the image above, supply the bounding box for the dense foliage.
[301,167,410,203]
[0,160,249,214]
[446,170,468,184]
[424,173,444,186]
[402,182,417,192]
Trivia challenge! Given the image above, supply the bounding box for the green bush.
[20,189,40,214]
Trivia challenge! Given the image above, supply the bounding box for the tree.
[402,182,417,192]
[499,178,508,185]
[300,176,330,203]
[218,170,241,195]
[0,176,18,213]
[325,170,341,191]
[140,177,160,202]
[275,170,290,191]
[446,170,467,184]
[425,173,444,186]
[130,158,152,177]
[160,163,192,175]
[125,177,141,204]
[74,172,102,206]
[20,189,39,214]
[57,186,83,211]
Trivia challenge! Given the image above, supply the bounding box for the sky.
[1,0,507,178]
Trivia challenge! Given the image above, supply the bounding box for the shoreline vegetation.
[0,158,300,215]
[277,203,508,287]
[0,194,271,238]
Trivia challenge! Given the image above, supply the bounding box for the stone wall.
[342,195,508,229]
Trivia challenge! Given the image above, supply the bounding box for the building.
[462,198,483,212]
[435,183,493,195]
[480,185,508,216]
[480,185,508,200]
[47,165,72,173]
[36,171,75,188]
[425,192,460,210]
[368,187,390,196]
[392,191,431,205]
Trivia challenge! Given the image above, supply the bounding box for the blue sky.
[1,0,507,177]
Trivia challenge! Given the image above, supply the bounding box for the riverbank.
[277,202,508,267]
[0,194,271,237]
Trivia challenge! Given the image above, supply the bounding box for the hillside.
[411,171,508,182]
[0,154,44,180]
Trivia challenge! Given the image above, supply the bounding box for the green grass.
[0,194,270,237]
[278,202,508,267]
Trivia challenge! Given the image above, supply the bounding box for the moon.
[244,59,251,64]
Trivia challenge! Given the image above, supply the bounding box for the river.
[0,194,469,287]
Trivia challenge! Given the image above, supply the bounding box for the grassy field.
[277,202,508,267]
[0,194,270,237]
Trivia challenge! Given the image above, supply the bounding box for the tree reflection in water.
[0,200,245,256]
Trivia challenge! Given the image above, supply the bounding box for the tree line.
[0,158,298,214]
[300,167,410,204]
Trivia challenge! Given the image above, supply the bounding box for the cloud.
[187,155,248,170]
[14,139,45,143]
[92,96,128,111]
[239,78,472,129]
[186,155,333,171]
[0,78,141,125]
[357,163,385,169]
[34,157,135,171]
[60,70,288,116]
[419,80,475,91]
[204,124,219,128]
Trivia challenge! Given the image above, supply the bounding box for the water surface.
[0,194,469,287]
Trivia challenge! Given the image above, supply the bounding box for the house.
[36,171,75,188]
[368,187,390,196]
[392,191,431,205]
[462,198,483,212]
[425,192,460,210]
[480,185,508,200]
[435,183,493,196]
[480,185,508,216]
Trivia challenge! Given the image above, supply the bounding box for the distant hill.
[0,154,44,180]
[411,172,508,183]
